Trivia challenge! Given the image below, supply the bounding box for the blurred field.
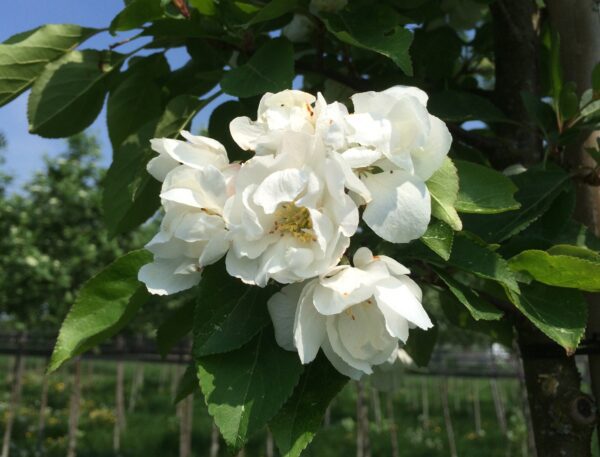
[0,355,537,457]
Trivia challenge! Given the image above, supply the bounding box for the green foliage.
[48,249,151,372]
[427,157,462,231]
[321,4,413,75]
[404,321,439,367]
[28,50,124,138]
[193,262,272,357]
[197,327,304,451]
[0,24,98,107]
[507,283,587,352]
[429,91,508,123]
[156,301,195,357]
[454,160,520,214]
[270,353,348,457]
[421,219,454,260]
[509,248,600,292]
[221,38,294,97]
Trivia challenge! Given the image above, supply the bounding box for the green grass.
[0,356,530,456]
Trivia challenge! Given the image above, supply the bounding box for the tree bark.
[113,361,126,454]
[67,358,82,457]
[545,0,600,451]
[1,351,24,457]
[385,392,399,457]
[179,394,194,457]
[128,363,145,413]
[355,381,370,457]
[420,377,429,427]
[490,1,597,454]
[490,379,508,435]
[440,378,458,457]
[210,422,220,457]
[473,381,482,436]
[37,369,49,454]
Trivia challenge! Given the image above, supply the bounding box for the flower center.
[272,202,315,243]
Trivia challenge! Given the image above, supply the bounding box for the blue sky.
[0,1,224,189]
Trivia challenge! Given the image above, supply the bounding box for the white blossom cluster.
[139,86,452,378]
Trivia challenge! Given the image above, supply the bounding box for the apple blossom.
[267,247,433,379]
[139,133,238,295]
[225,131,358,287]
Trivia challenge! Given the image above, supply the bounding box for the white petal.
[229,116,265,151]
[383,85,429,106]
[330,153,371,202]
[267,283,304,352]
[161,165,227,212]
[138,259,201,296]
[321,337,363,380]
[362,170,431,243]
[346,113,391,150]
[326,316,373,374]
[374,277,432,333]
[294,281,326,364]
[412,115,452,181]
[340,147,382,168]
[147,154,180,182]
[198,232,229,267]
[253,168,308,214]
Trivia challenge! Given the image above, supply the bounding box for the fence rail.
[0,332,520,377]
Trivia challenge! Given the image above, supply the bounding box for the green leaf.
[102,123,161,236]
[174,363,200,404]
[321,4,413,75]
[448,233,520,293]
[48,250,151,372]
[433,268,503,321]
[155,94,208,137]
[193,262,272,357]
[247,0,297,26]
[270,353,347,457]
[455,160,520,214]
[403,321,438,367]
[507,283,586,353]
[462,167,570,243]
[103,95,208,235]
[420,219,454,261]
[110,0,165,32]
[559,81,579,120]
[28,50,124,138]
[157,301,195,358]
[107,55,166,148]
[221,38,294,98]
[521,91,557,139]
[426,157,462,231]
[189,0,217,15]
[509,248,600,292]
[0,24,99,107]
[428,90,508,123]
[197,327,304,451]
[437,287,514,347]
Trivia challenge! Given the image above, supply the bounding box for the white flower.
[147,131,229,182]
[268,247,433,379]
[229,90,317,155]
[140,133,237,295]
[349,86,451,181]
[225,132,358,287]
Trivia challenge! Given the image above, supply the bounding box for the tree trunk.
[385,392,399,457]
[420,377,429,427]
[1,351,24,457]
[490,1,597,454]
[113,360,126,454]
[473,381,482,436]
[546,0,600,451]
[67,358,82,457]
[355,381,370,457]
[370,388,382,431]
[440,378,458,457]
[490,379,508,435]
[128,364,145,413]
[37,369,49,454]
[210,422,220,457]
[179,394,194,457]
